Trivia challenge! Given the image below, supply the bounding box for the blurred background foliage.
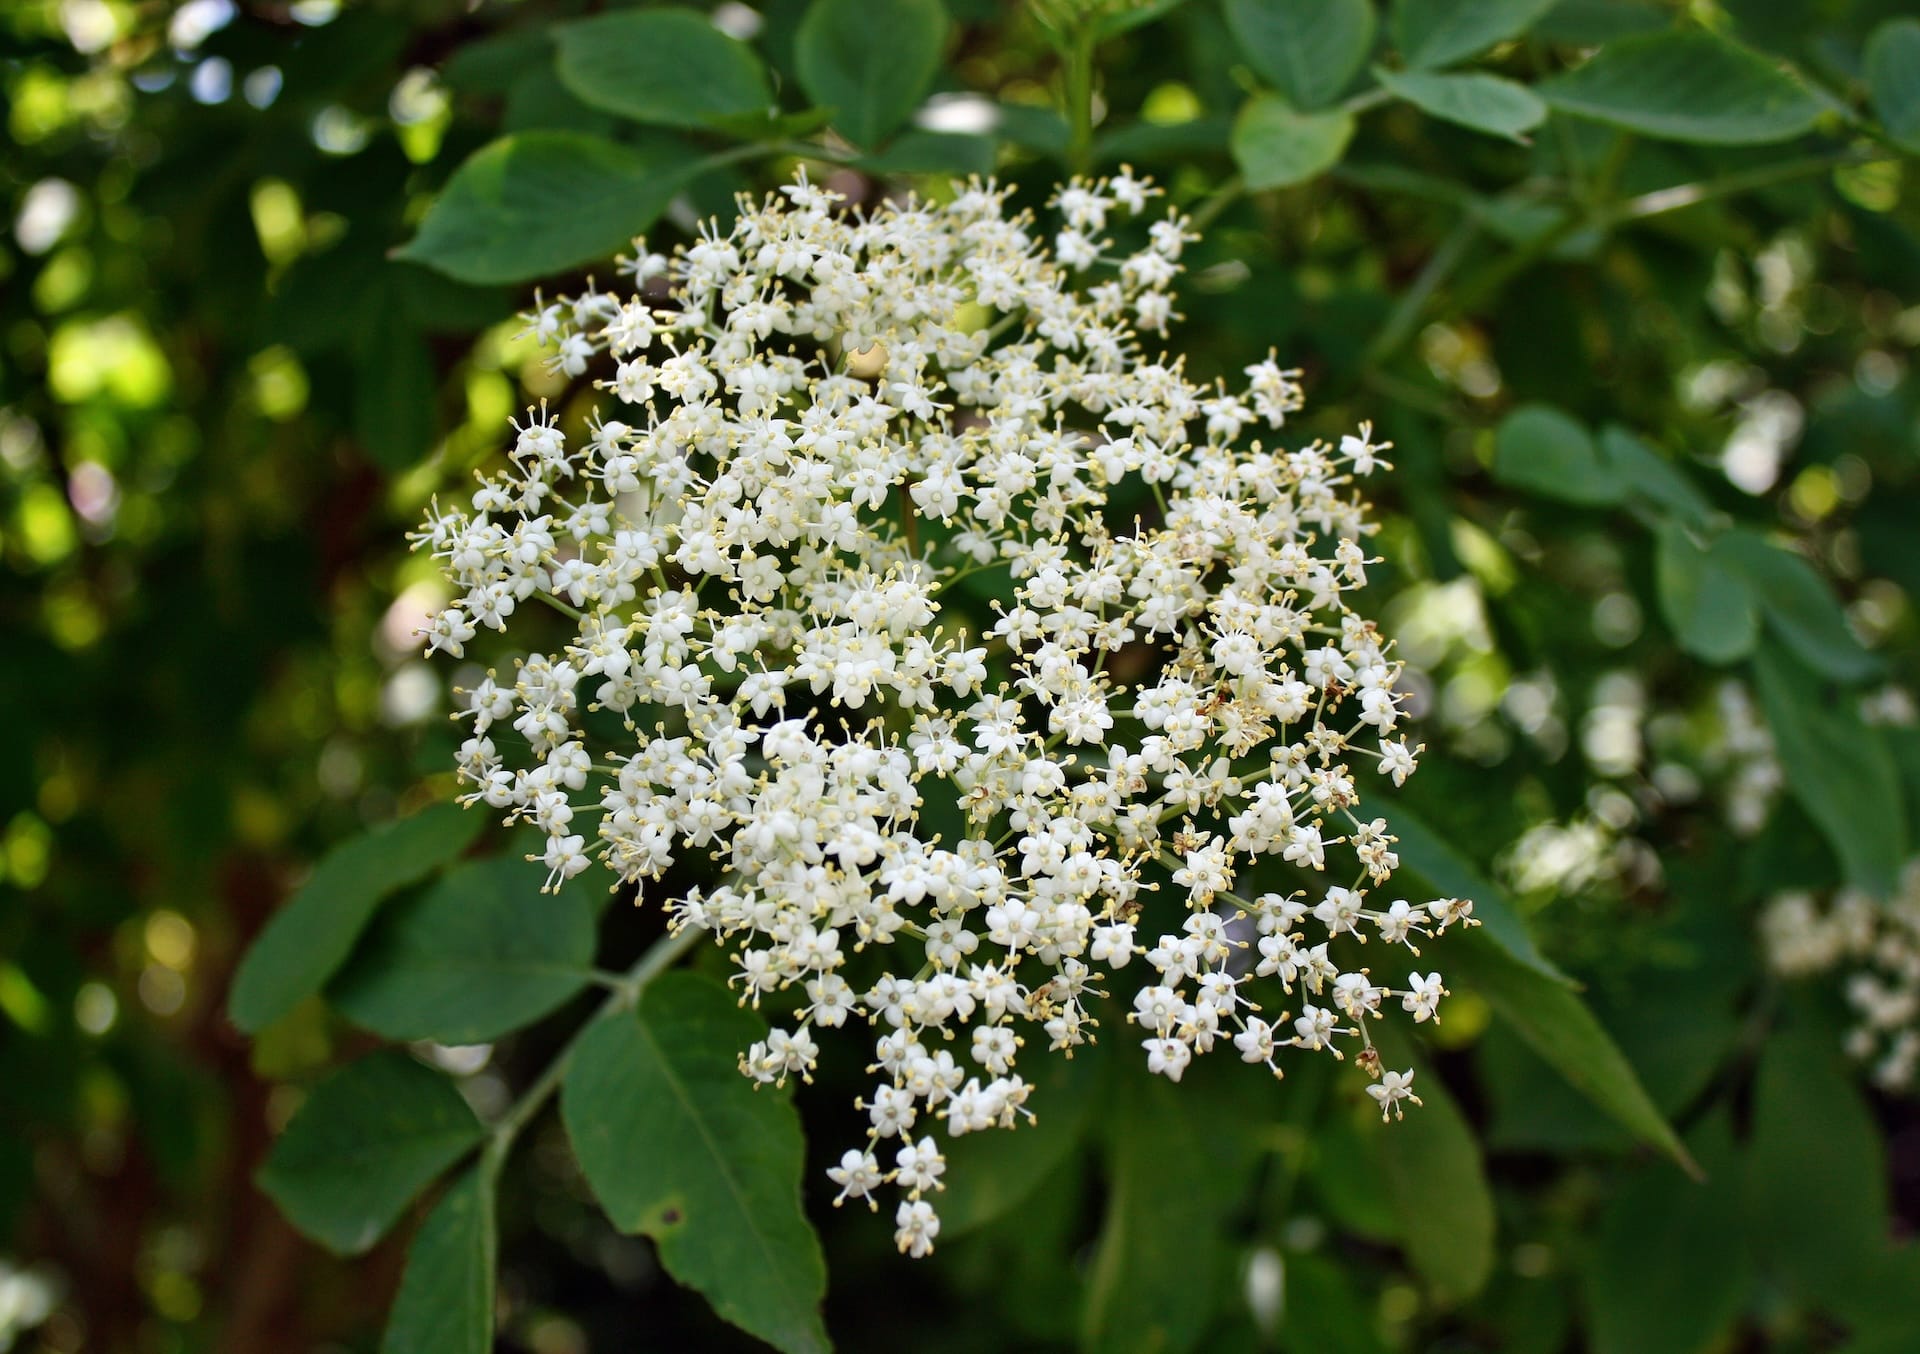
[2,0,1919,1351]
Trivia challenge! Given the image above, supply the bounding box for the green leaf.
[1282,1251,1390,1353]
[561,973,827,1354]
[1584,1113,1749,1354]
[1447,935,1694,1173]
[1598,424,1714,526]
[396,133,702,285]
[1492,404,1624,505]
[794,0,947,148]
[1223,0,1375,110]
[1655,523,1759,664]
[1716,529,1881,683]
[258,1051,484,1256]
[1081,1076,1248,1354]
[554,10,772,130]
[857,129,998,177]
[1746,1027,1891,1299]
[1370,1031,1495,1302]
[1392,0,1558,70]
[936,1042,1103,1238]
[1230,96,1356,190]
[229,804,483,1034]
[1866,19,1920,153]
[330,856,596,1045]
[1374,67,1546,142]
[354,304,436,472]
[1378,803,1565,981]
[383,1168,496,1354]
[1539,31,1828,145]
[1753,645,1906,895]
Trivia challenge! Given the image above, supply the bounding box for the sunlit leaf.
[554,10,772,130]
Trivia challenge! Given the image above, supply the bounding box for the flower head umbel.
[412,169,1475,1255]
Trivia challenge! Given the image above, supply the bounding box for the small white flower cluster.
[412,170,1474,1256]
[1762,861,1920,1091]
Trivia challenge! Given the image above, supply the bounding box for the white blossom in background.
[411,169,1474,1255]
[1762,860,1920,1092]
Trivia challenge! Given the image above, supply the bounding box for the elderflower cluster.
[412,170,1474,1257]
[1761,861,1920,1092]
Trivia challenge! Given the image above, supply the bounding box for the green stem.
[1362,208,1483,368]
[1064,27,1097,176]
[1187,175,1245,235]
[481,924,702,1175]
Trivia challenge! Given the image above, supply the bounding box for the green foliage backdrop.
[2,0,1917,1351]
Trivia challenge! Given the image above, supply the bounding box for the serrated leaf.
[1655,523,1759,664]
[1866,19,1920,153]
[1231,95,1355,190]
[1584,1114,1749,1354]
[1716,529,1881,683]
[1370,1031,1495,1302]
[229,804,483,1034]
[1375,67,1546,141]
[383,1168,495,1354]
[561,973,827,1354]
[1753,645,1906,895]
[1447,934,1693,1173]
[794,0,947,148]
[258,1051,484,1256]
[330,856,596,1045]
[397,133,702,285]
[1392,0,1558,70]
[1539,31,1828,145]
[554,10,772,130]
[1223,0,1375,110]
[1493,404,1624,505]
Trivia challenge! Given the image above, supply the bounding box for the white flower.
[412,168,1473,1254]
[1367,1068,1423,1121]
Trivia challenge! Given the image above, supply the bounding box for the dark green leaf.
[1231,96,1356,190]
[1752,645,1906,895]
[1584,1114,1749,1354]
[396,133,702,285]
[1081,1076,1247,1354]
[1282,1251,1390,1353]
[1379,803,1565,981]
[1370,1031,1495,1302]
[1392,0,1558,70]
[937,1042,1102,1238]
[561,973,827,1354]
[1717,529,1881,683]
[1539,31,1829,145]
[1223,0,1375,110]
[1374,67,1546,142]
[1448,935,1693,1172]
[383,1168,496,1354]
[1655,523,1759,664]
[858,129,998,177]
[794,0,947,148]
[258,1051,484,1256]
[1492,404,1624,505]
[353,305,436,472]
[330,856,596,1045]
[1746,1027,1891,1299]
[229,804,483,1034]
[1599,424,1714,526]
[1866,19,1920,153]
[554,10,772,130]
